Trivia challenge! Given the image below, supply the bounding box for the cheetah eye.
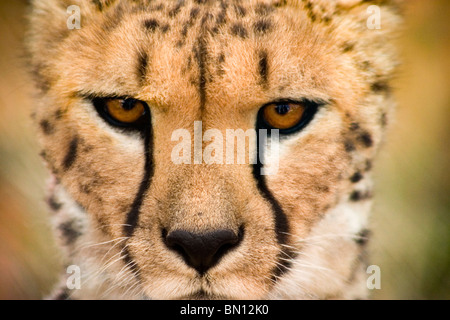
[257,100,320,134]
[92,97,149,131]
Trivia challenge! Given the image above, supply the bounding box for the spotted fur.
[27,0,402,299]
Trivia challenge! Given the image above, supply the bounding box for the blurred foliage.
[0,0,448,299]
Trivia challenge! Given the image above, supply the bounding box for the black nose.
[164,228,243,275]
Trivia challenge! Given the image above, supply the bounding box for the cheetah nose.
[164,228,243,275]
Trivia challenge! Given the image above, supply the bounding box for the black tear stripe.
[252,131,294,280]
[122,113,154,279]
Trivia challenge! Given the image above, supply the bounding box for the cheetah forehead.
[28,0,402,100]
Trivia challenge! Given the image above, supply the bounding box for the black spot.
[274,0,288,7]
[144,18,160,32]
[101,3,124,31]
[190,7,200,20]
[350,172,363,183]
[83,144,94,153]
[48,195,62,211]
[219,0,228,10]
[181,24,189,38]
[152,3,165,11]
[234,4,247,17]
[305,0,313,10]
[176,40,185,48]
[212,4,227,33]
[350,190,373,202]
[254,19,272,34]
[218,52,225,63]
[322,16,332,25]
[317,185,330,193]
[358,131,373,148]
[187,55,193,70]
[344,140,356,152]
[204,11,215,22]
[308,11,317,22]
[350,191,362,201]
[342,41,355,53]
[92,0,103,11]
[371,80,391,94]
[304,1,317,22]
[255,2,274,16]
[80,184,91,195]
[258,50,269,87]
[137,51,148,84]
[189,75,198,87]
[160,23,170,33]
[169,0,185,18]
[96,215,110,235]
[216,7,227,24]
[230,23,248,38]
[54,109,63,120]
[40,119,54,135]
[179,7,200,42]
[355,229,371,246]
[59,220,82,245]
[349,122,360,131]
[361,60,372,71]
[63,137,79,170]
[40,151,58,175]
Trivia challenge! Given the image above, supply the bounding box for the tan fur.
[27,0,402,299]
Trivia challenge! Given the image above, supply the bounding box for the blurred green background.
[0,0,448,300]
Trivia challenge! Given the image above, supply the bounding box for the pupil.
[276,104,290,115]
[122,99,137,110]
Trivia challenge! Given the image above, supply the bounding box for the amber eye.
[105,99,145,123]
[92,97,149,131]
[262,103,306,130]
[257,100,320,134]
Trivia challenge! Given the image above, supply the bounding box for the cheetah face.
[28,0,401,299]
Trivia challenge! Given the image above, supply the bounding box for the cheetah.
[27,0,402,299]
